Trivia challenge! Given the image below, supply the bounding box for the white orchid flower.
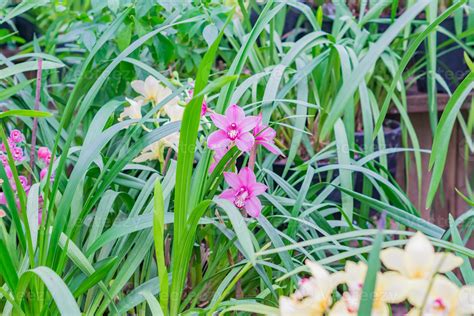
[406,275,474,316]
[279,261,340,316]
[329,261,409,316]
[380,232,463,284]
[131,75,183,121]
[119,98,144,121]
[133,133,179,164]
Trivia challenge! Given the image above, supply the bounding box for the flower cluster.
[279,232,473,316]
[208,104,283,218]
[0,130,54,221]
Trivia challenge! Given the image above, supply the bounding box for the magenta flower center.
[432,298,446,311]
[234,187,249,208]
[227,123,239,140]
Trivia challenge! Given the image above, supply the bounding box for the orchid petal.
[252,182,267,196]
[208,130,231,149]
[219,189,236,201]
[380,247,407,275]
[131,80,146,96]
[432,252,463,273]
[225,104,245,123]
[234,132,254,152]
[261,141,283,155]
[245,196,262,217]
[380,272,410,303]
[224,172,242,189]
[239,115,259,132]
[210,113,230,130]
[239,167,256,187]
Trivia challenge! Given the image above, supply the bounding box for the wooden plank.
[396,93,472,227]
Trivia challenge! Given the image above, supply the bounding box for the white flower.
[131,76,184,121]
[119,98,144,121]
[329,261,409,316]
[133,133,180,163]
[406,275,474,316]
[279,261,340,316]
[380,232,463,287]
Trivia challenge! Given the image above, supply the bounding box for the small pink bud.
[40,168,48,180]
[12,147,24,161]
[9,130,24,143]
[38,147,52,165]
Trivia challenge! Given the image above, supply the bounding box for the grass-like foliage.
[0,0,471,315]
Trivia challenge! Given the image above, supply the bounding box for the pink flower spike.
[40,168,48,180]
[254,114,283,156]
[9,130,24,143]
[19,176,30,192]
[219,167,267,218]
[38,147,52,164]
[0,154,8,166]
[12,147,24,161]
[208,104,258,152]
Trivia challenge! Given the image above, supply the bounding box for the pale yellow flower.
[119,98,143,121]
[131,75,164,104]
[133,133,179,163]
[380,232,463,282]
[328,261,409,316]
[406,275,474,316]
[131,75,183,121]
[279,261,340,316]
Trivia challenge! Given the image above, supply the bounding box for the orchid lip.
[234,187,249,208]
[227,124,239,140]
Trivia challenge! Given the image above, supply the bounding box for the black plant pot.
[415,16,470,93]
[272,120,401,203]
[0,16,37,43]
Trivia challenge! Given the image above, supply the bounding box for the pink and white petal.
[131,80,146,96]
[261,141,283,155]
[234,132,254,152]
[260,126,276,139]
[245,197,262,218]
[219,189,236,202]
[251,182,267,196]
[208,130,231,149]
[223,172,243,189]
[210,113,230,130]
[239,167,256,187]
[225,104,245,123]
[239,116,259,132]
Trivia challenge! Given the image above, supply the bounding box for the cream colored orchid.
[133,133,179,164]
[329,261,409,316]
[380,232,463,282]
[406,275,474,316]
[279,261,339,316]
[131,75,183,121]
[162,102,184,122]
[119,98,144,121]
[131,76,164,104]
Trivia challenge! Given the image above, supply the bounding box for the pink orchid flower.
[219,167,267,217]
[9,130,24,143]
[254,114,283,155]
[208,104,258,152]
